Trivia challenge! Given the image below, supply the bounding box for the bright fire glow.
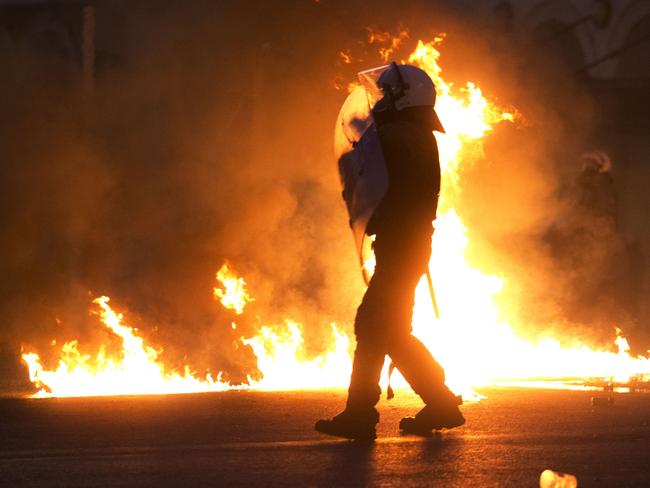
[245,323,351,391]
[214,262,253,315]
[20,36,650,398]
[22,297,231,398]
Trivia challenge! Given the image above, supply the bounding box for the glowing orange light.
[214,262,254,315]
[22,297,231,398]
[21,35,650,399]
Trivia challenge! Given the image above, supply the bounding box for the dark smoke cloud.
[0,0,646,392]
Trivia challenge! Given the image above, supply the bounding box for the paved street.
[1,388,649,487]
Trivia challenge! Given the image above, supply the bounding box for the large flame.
[20,36,650,398]
[384,37,648,394]
[245,323,351,391]
[22,297,231,398]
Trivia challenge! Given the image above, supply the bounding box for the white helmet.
[358,62,444,131]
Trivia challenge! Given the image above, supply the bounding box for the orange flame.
[339,50,352,64]
[22,297,231,398]
[214,262,253,315]
[245,322,351,390]
[367,27,409,62]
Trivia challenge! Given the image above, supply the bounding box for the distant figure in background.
[576,151,616,226]
[316,63,464,440]
[547,150,640,335]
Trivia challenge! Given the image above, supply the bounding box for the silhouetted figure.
[317,64,464,440]
[545,150,641,339]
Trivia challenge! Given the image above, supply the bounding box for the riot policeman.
[316,63,464,440]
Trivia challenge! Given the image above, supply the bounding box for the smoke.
[435,27,644,350]
[0,0,398,388]
[0,0,645,391]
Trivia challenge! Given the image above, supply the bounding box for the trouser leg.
[388,334,455,406]
[346,338,385,412]
[346,243,390,413]
[346,227,448,411]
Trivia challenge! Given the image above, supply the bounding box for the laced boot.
[315,408,379,441]
[399,395,464,435]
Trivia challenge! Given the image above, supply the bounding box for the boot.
[400,395,465,435]
[315,408,379,441]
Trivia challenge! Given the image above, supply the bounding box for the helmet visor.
[357,64,445,133]
[357,64,391,111]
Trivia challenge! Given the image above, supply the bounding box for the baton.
[425,269,440,319]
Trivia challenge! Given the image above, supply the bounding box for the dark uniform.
[316,106,464,440]
[346,107,461,422]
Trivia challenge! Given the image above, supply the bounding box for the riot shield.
[334,85,388,282]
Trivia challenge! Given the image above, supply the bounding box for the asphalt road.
[0,388,649,487]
